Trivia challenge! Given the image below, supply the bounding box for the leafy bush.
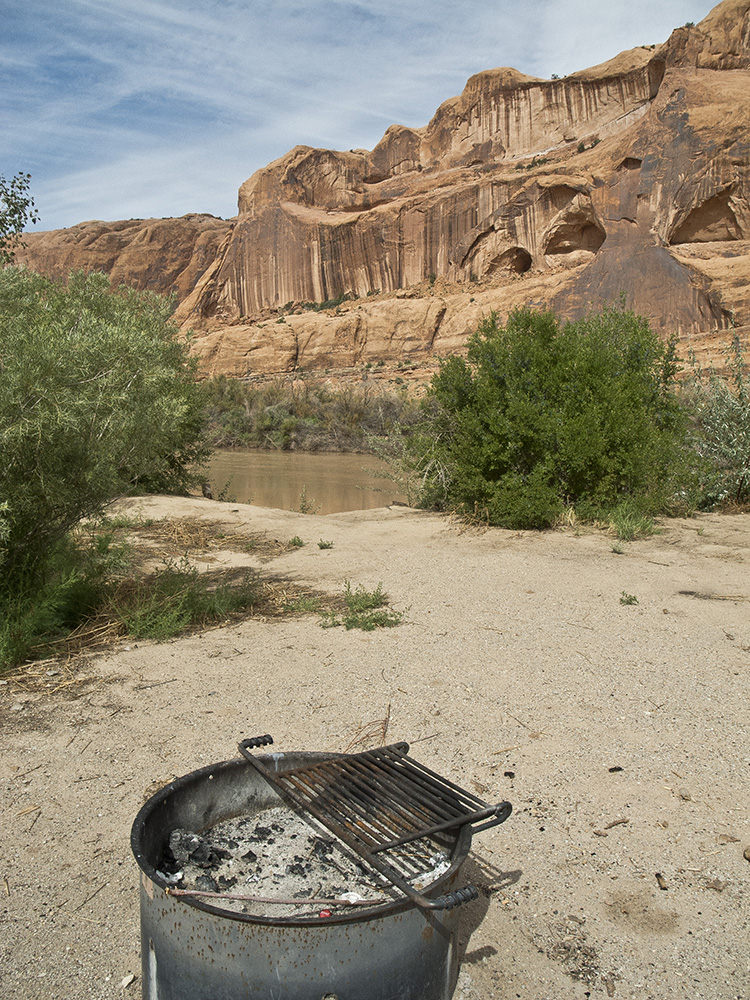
[0,268,210,595]
[0,171,39,265]
[405,306,689,529]
[685,332,750,507]
[0,522,132,667]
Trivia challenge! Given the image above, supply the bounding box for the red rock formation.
[16,0,750,376]
[16,214,232,302]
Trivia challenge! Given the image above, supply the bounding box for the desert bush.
[404,306,689,529]
[0,268,210,625]
[685,331,750,507]
[0,522,132,667]
[203,375,420,451]
[320,581,405,631]
[0,171,39,265]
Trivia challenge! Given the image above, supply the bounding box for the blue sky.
[2,0,715,231]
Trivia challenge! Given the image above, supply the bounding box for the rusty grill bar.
[238,736,511,911]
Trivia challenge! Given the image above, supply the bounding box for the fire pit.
[131,737,511,1000]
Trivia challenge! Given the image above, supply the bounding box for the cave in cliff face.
[544,218,606,255]
[670,188,746,243]
[542,189,607,257]
[486,246,532,275]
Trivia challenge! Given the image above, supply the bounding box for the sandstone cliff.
[16,0,750,377]
[17,214,232,302]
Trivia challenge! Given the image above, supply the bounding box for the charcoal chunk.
[312,837,335,860]
[169,829,212,866]
[286,862,308,877]
[195,874,218,892]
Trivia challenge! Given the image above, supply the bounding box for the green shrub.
[0,268,210,592]
[607,502,658,541]
[296,486,320,514]
[111,559,259,641]
[405,306,689,529]
[320,581,406,631]
[686,332,750,507]
[0,172,39,265]
[0,523,132,667]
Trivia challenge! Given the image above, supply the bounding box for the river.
[206,449,406,514]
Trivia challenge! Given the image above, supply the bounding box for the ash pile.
[158,805,450,918]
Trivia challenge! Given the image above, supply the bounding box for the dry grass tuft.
[3,653,101,695]
[341,704,392,753]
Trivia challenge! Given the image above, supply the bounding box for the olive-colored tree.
[0,268,210,588]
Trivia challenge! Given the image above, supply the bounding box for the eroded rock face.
[17,0,750,376]
[15,214,232,302]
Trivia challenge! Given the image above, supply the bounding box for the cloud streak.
[2,0,715,230]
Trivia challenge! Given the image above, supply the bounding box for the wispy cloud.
[2,0,715,230]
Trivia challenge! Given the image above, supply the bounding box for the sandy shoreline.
[1,496,749,999]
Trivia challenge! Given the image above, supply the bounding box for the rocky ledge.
[17,0,750,377]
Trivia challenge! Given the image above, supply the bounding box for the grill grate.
[238,736,511,910]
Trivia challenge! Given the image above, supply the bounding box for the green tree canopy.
[0,172,39,265]
[409,306,688,529]
[0,268,210,587]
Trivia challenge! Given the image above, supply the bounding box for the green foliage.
[685,332,750,507]
[320,581,406,631]
[406,306,688,529]
[0,268,211,593]
[317,539,334,549]
[0,522,132,668]
[203,374,420,451]
[620,591,639,605]
[342,580,387,611]
[514,156,551,171]
[296,485,320,514]
[0,526,260,668]
[298,291,354,312]
[607,502,657,541]
[288,535,305,547]
[0,172,39,265]
[111,559,259,641]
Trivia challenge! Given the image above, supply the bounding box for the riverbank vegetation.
[0,513,406,670]
[394,306,750,531]
[2,251,748,669]
[203,374,422,452]
[0,268,211,668]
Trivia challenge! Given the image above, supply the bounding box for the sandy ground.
[1,496,749,1000]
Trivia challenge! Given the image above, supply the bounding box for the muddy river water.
[206,448,406,514]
